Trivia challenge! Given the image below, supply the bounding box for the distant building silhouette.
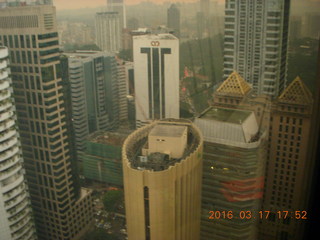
[95,12,122,52]
[167,4,180,38]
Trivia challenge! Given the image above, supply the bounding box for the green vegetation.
[83,229,119,240]
[62,43,101,51]
[180,35,224,85]
[118,49,133,61]
[102,190,123,212]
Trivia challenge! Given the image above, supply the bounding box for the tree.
[118,49,133,61]
[83,229,119,240]
[102,190,123,212]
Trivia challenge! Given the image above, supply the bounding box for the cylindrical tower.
[0,47,36,240]
[122,120,203,240]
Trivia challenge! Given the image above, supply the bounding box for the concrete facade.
[0,47,37,240]
[0,5,93,240]
[122,120,203,240]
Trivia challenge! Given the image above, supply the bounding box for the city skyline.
[0,0,319,239]
[53,0,320,10]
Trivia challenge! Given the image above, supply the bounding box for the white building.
[95,12,122,53]
[133,34,179,128]
[0,47,36,240]
[223,0,291,96]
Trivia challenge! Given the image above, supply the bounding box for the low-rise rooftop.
[88,131,128,146]
[200,107,251,124]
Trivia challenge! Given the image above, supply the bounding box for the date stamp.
[208,210,307,220]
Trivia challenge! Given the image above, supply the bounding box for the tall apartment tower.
[95,12,122,53]
[167,4,180,38]
[122,120,203,240]
[133,34,179,128]
[0,47,36,240]
[116,59,129,123]
[259,77,313,240]
[106,0,126,29]
[64,51,120,151]
[0,5,93,240]
[223,0,291,96]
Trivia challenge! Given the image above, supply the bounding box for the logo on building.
[151,41,160,47]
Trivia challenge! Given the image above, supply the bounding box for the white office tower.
[106,0,126,29]
[223,0,291,97]
[0,47,36,240]
[95,12,122,53]
[133,34,179,128]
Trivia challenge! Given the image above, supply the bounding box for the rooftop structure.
[126,121,199,171]
[197,107,260,145]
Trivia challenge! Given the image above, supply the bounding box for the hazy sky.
[54,0,200,10]
[53,0,320,10]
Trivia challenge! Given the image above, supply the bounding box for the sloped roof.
[216,71,251,96]
[278,77,313,105]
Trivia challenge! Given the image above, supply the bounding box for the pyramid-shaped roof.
[278,77,313,105]
[216,71,251,96]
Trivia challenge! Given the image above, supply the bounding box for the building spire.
[278,76,313,105]
[216,71,251,96]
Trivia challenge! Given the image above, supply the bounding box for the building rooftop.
[0,0,53,7]
[196,107,260,145]
[96,11,119,15]
[200,107,251,124]
[88,131,129,146]
[133,33,177,41]
[124,121,201,172]
[149,125,187,138]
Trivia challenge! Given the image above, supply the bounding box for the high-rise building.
[195,108,267,240]
[0,5,93,240]
[0,46,36,240]
[95,12,122,53]
[200,0,210,20]
[81,131,128,186]
[64,51,120,151]
[106,0,126,29]
[122,120,203,240]
[133,34,180,128]
[259,77,314,240]
[223,0,291,96]
[167,4,180,38]
[196,0,210,38]
[289,16,302,40]
[302,13,320,39]
[116,59,129,123]
[196,72,269,240]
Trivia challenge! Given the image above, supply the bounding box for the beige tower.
[259,77,314,240]
[122,120,203,240]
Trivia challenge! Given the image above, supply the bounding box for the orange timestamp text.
[208,210,307,220]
